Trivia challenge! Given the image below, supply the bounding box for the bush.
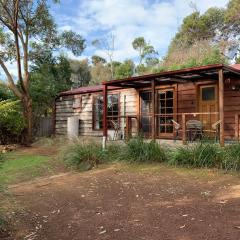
[0,100,25,144]
[222,144,240,171]
[121,137,168,163]
[170,143,223,168]
[61,141,105,171]
[0,153,5,169]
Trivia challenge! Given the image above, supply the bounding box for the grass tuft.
[121,137,168,163]
[61,140,105,171]
[169,143,223,168]
[222,144,240,171]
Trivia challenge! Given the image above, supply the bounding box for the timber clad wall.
[55,79,240,140]
[55,95,74,135]
[224,78,240,139]
[55,89,138,138]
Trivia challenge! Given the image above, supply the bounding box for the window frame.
[92,93,120,131]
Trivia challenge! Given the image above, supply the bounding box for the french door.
[139,89,174,138]
[157,89,174,138]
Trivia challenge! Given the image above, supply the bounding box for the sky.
[1,0,229,78]
[50,0,229,62]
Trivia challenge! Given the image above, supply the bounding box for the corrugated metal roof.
[231,64,240,70]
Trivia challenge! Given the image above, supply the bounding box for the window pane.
[202,87,215,101]
[93,94,119,130]
[166,91,173,99]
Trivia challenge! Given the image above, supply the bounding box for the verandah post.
[151,80,156,140]
[103,84,108,149]
[235,114,239,141]
[218,69,225,147]
[182,113,186,145]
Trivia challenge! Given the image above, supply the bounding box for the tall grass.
[61,138,240,173]
[222,144,240,171]
[61,141,105,171]
[121,137,168,163]
[169,143,223,168]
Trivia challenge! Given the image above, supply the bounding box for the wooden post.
[218,69,225,147]
[151,80,156,140]
[182,113,186,145]
[235,114,239,141]
[102,85,108,149]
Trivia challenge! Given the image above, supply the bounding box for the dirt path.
[4,165,240,240]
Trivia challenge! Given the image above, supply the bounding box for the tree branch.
[0,58,22,98]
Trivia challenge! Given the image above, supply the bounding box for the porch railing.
[108,112,220,143]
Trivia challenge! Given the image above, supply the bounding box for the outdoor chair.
[202,120,221,142]
[186,120,203,142]
[172,119,181,141]
[212,120,221,142]
[110,120,120,141]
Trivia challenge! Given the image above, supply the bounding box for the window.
[93,94,119,130]
[157,90,174,134]
[140,91,152,134]
[201,87,215,101]
[73,96,82,109]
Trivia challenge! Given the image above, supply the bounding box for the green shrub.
[61,141,105,171]
[122,137,167,163]
[0,100,25,144]
[170,143,223,168]
[0,153,5,171]
[222,144,240,171]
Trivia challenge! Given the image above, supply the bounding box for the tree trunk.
[22,95,33,146]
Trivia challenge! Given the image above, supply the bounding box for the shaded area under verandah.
[102,64,240,148]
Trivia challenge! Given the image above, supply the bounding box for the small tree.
[0,0,85,144]
[92,32,115,79]
[70,59,91,87]
[132,37,158,66]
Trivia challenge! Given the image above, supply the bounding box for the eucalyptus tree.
[0,0,85,144]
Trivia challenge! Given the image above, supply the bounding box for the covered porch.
[102,64,240,147]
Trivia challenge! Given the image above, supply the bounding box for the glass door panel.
[157,89,174,137]
[140,91,152,137]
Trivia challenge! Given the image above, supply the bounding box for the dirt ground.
[2,164,240,240]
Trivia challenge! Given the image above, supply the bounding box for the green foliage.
[222,144,240,171]
[0,83,14,101]
[169,143,222,168]
[30,53,72,117]
[0,100,25,143]
[132,37,158,67]
[168,8,225,53]
[70,59,91,87]
[115,59,135,79]
[61,141,105,171]
[122,137,167,163]
[157,40,226,72]
[91,55,107,65]
[60,30,85,56]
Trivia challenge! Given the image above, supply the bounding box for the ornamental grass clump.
[170,143,223,168]
[222,143,240,171]
[122,137,168,163]
[61,141,104,171]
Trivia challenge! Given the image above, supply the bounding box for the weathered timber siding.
[55,89,138,138]
[55,77,240,140]
[224,78,240,140]
[55,95,74,135]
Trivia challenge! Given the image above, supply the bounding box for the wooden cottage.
[55,64,240,146]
